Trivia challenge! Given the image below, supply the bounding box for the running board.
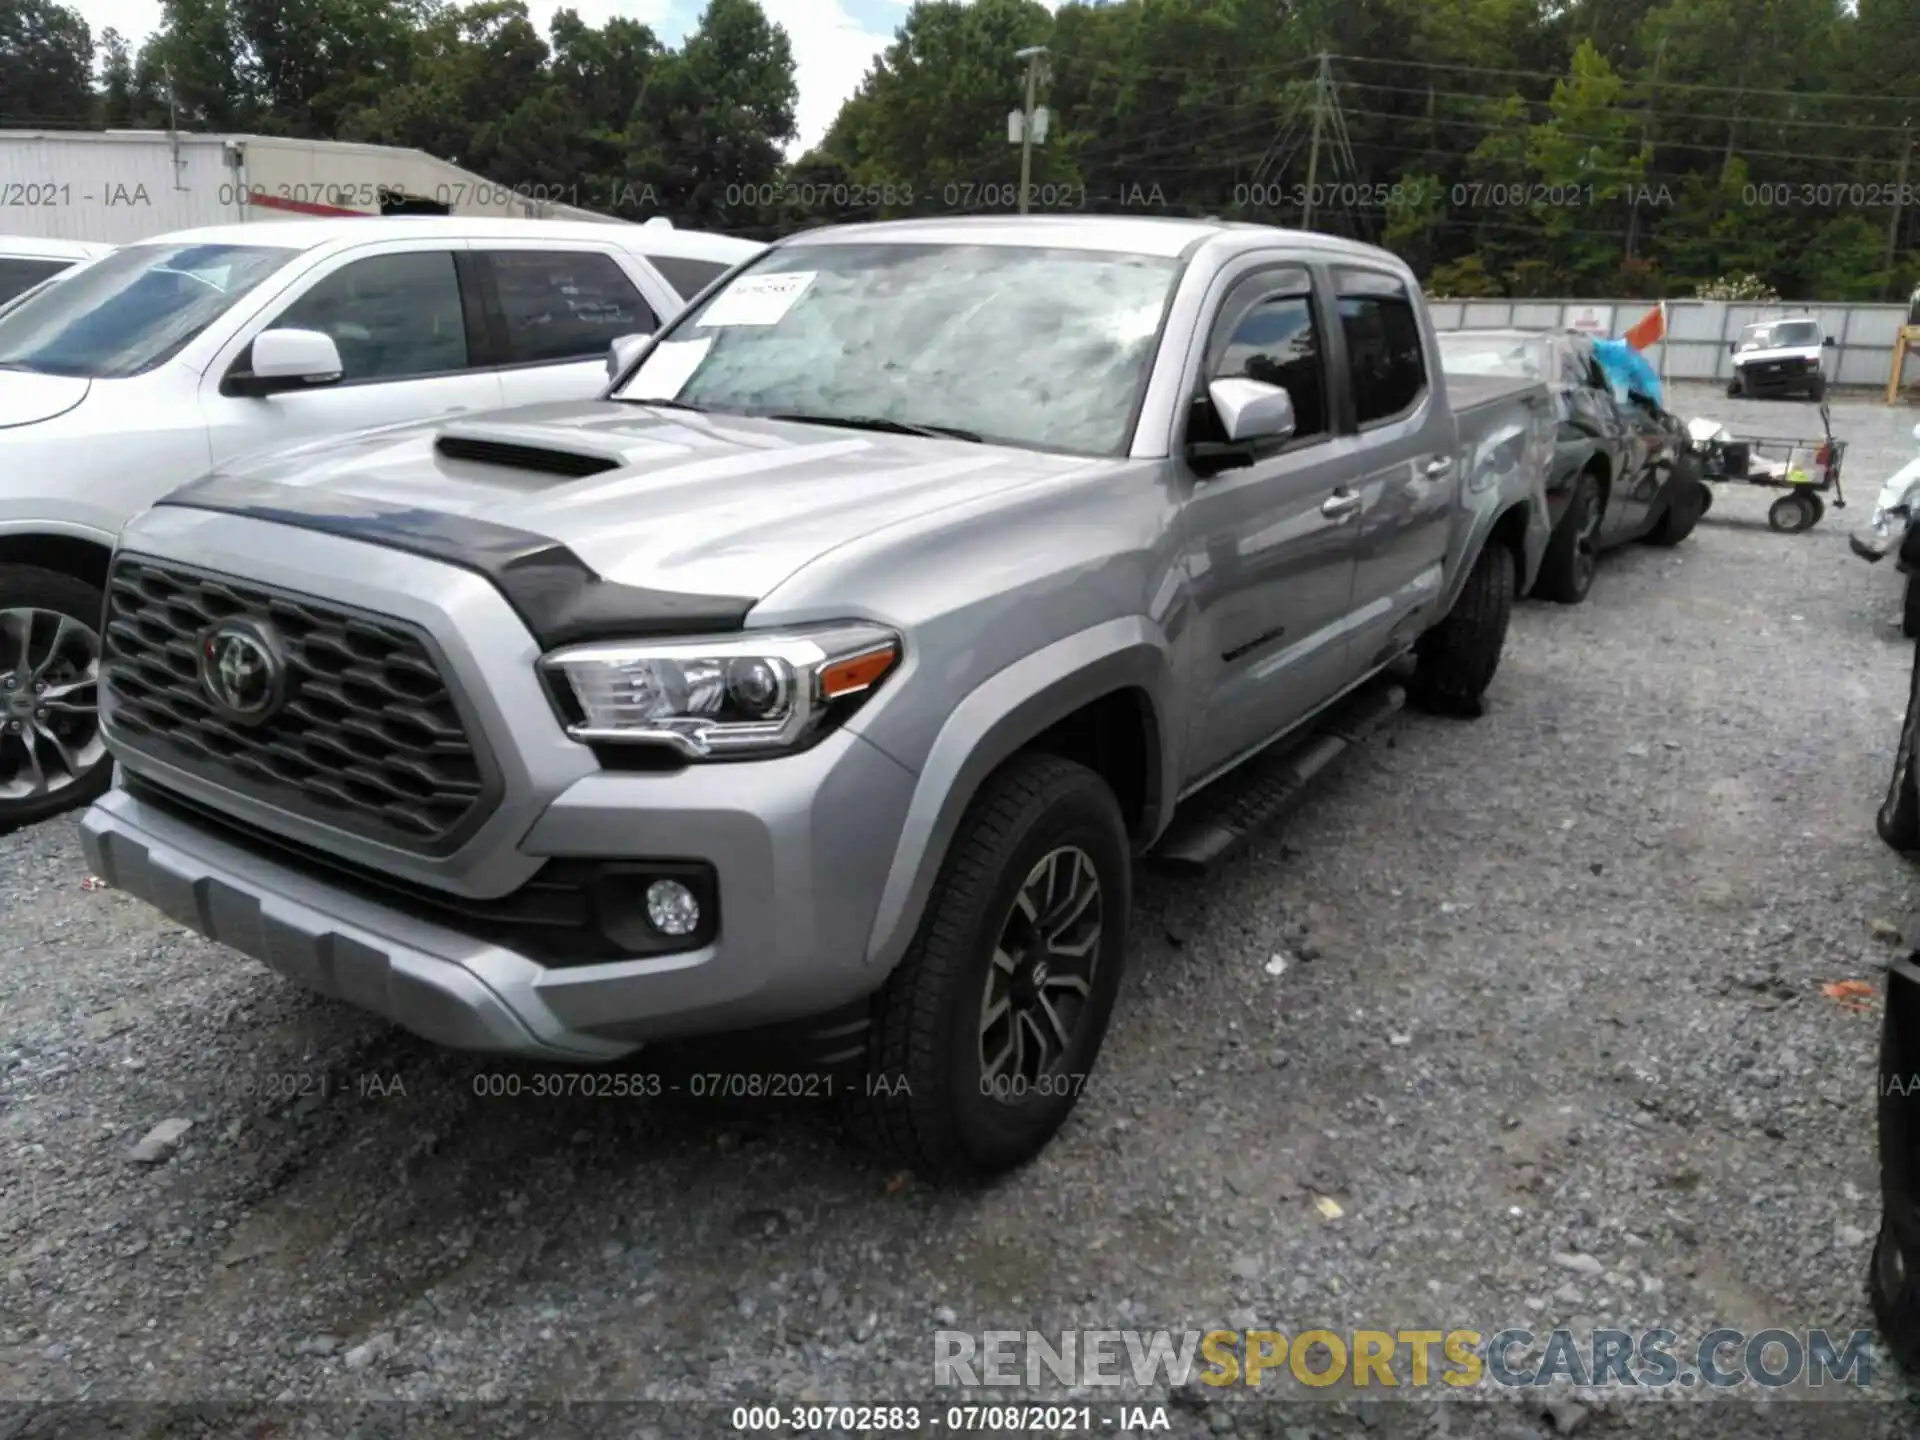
[1148,677,1407,873]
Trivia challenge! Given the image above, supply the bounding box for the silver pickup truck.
[81,217,1551,1178]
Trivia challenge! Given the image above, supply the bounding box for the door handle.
[1321,488,1363,521]
[1424,456,1455,478]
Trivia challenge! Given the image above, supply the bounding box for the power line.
[1334,77,1920,138]
[1327,51,1920,108]
[1334,103,1901,168]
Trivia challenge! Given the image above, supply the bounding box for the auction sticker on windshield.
[699,271,815,327]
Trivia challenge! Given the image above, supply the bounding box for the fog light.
[645,878,701,936]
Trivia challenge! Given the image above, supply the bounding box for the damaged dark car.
[1438,328,1709,605]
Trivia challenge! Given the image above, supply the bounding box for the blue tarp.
[1591,338,1663,407]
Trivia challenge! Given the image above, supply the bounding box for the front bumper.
[1735,363,1820,396]
[83,725,918,1061]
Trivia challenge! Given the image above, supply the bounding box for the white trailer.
[0,130,620,244]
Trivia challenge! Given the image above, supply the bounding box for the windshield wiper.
[764,411,983,443]
[612,396,716,413]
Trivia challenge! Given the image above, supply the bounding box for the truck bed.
[1445,371,1547,417]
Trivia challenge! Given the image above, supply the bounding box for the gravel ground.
[5,385,1920,1439]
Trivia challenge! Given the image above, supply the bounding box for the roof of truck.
[780,214,1408,265]
[117,216,762,261]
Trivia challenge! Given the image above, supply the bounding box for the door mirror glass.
[1822,335,1836,347]
[235,328,344,395]
[1208,377,1295,445]
[607,331,653,382]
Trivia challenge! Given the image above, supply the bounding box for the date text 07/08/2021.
[463,1069,1094,1101]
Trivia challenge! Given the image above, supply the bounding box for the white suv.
[0,236,113,307]
[0,215,760,828]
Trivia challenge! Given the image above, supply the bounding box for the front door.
[1181,263,1365,782]
[202,244,504,467]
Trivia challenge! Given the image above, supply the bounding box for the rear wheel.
[0,565,110,833]
[844,752,1130,1180]
[1532,471,1601,604]
[1809,375,1827,403]
[1903,578,1920,641]
[1767,492,1819,533]
[1410,540,1514,718]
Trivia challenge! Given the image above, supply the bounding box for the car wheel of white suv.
[0,566,111,832]
[846,752,1130,1180]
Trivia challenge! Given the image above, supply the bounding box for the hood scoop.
[435,428,622,479]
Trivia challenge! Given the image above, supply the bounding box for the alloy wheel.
[0,608,104,804]
[1572,493,1602,591]
[978,845,1104,1099]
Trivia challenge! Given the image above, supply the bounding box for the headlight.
[541,622,901,758]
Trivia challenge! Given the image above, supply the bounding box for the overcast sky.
[67,0,920,154]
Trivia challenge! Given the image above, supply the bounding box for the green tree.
[1525,41,1645,292]
[0,0,95,124]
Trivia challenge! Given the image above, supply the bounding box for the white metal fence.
[1427,297,1918,391]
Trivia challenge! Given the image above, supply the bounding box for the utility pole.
[1626,35,1664,262]
[1887,121,1913,299]
[1015,46,1048,216]
[1302,52,1330,230]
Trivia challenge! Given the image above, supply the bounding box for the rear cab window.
[1334,268,1427,427]
[480,250,661,365]
[646,255,733,303]
[0,258,70,305]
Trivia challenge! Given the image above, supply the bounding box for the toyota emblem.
[199,619,287,724]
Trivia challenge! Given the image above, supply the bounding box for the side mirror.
[229,328,344,397]
[1822,336,1836,348]
[1728,342,1738,355]
[606,331,654,382]
[1209,377,1295,445]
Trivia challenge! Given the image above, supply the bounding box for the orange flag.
[1623,302,1666,352]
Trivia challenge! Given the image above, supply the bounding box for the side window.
[0,258,69,305]
[1198,268,1330,445]
[272,250,469,381]
[484,250,660,365]
[646,255,732,302]
[1334,268,1427,426]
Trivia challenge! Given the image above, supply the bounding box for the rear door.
[1179,261,1366,781]
[469,245,667,408]
[201,240,504,467]
[1333,267,1461,672]
[1559,335,1639,541]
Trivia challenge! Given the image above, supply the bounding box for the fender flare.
[862,616,1177,972]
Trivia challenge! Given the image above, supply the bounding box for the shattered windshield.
[613,242,1182,456]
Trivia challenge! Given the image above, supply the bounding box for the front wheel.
[0,565,111,833]
[845,752,1130,1180]
[1809,375,1827,403]
[1727,376,1744,398]
[1644,457,1707,548]
[1903,577,1920,641]
[1410,539,1514,718]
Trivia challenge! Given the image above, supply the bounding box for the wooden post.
[1891,326,1920,406]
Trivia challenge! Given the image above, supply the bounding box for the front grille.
[103,558,497,852]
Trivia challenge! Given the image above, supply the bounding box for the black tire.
[0,565,111,833]
[1726,376,1743,398]
[1879,641,1920,852]
[1531,471,1600,604]
[1808,375,1827,403]
[1873,968,1920,1372]
[1767,492,1818,533]
[1903,578,1920,642]
[1644,458,1707,548]
[843,752,1130,1181]
[1410,539,1514,718]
